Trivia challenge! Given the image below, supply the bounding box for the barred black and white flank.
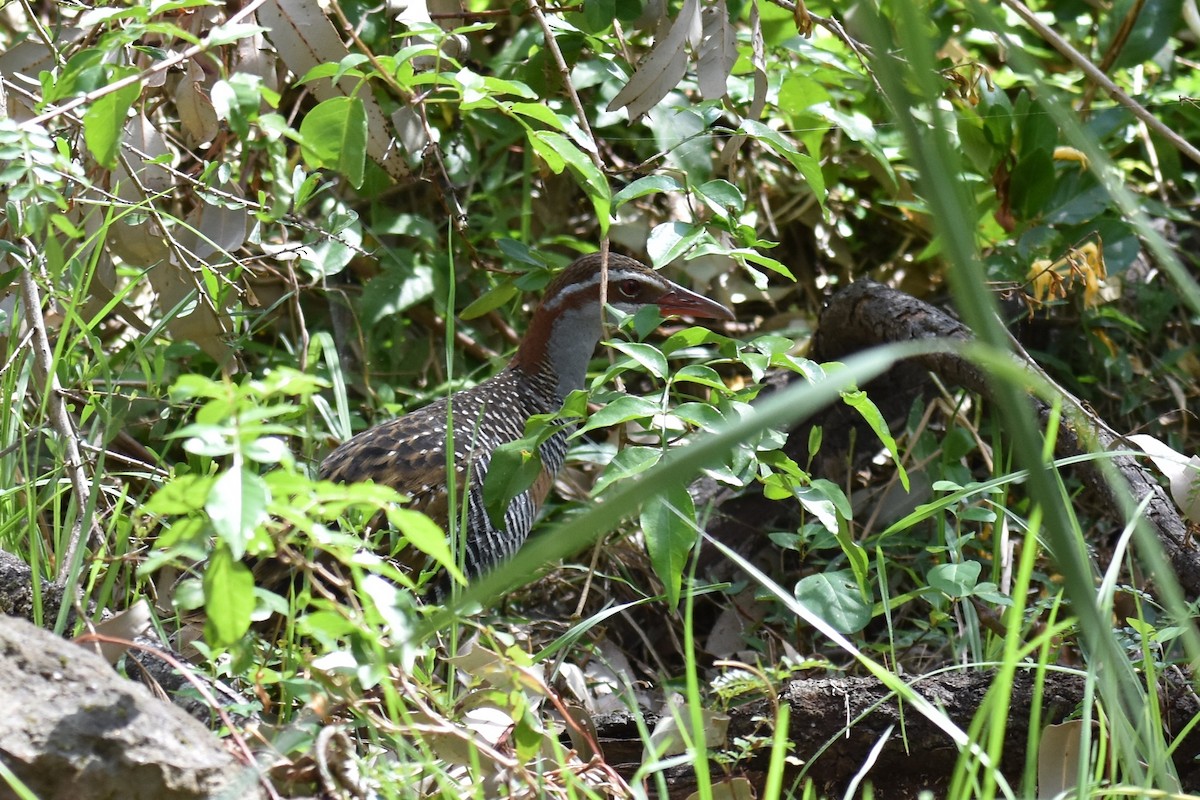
[320,253,734,580]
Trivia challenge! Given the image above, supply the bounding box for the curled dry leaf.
[607,0,701,121]
[645,695,730,759]
[1129,434,1200,525]
[83,599,154,664]
[175,59,220,146]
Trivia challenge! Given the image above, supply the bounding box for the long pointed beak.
[656,282,735,321]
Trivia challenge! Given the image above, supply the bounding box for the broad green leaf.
[613,174,684,209]
[528,129,565,173]
[509,102,565,130]
[779,73,831,111]
[927,561,982,598]
[514,711,544,762]
[461,280,518,319]
[83,75,141,169]
[608,341,668,380]
[582,0,616,31]
[299,96,368,188]
[206,466,270,559]
[793,570,872,634]
[44,48,106,103]
[791,480,839,533]
[143,474,214,515]
[528,131,611,234]
[593,446,662,494]
[672,401,727,431]
[671,364,727,391]
[576,395,660,435]
[203,545,255,646]
[646,221,705,267]
[361,261,435,325]
[640,485,697,609]
[695,179,745,219]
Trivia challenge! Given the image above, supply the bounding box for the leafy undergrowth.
[2,0,1199,797]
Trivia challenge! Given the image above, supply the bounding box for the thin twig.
[19,257,105,583]
[29,0,269,127]
[526,0,613,304]
[1000,0,1200,167]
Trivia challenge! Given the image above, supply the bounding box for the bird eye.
[619,279,641,298]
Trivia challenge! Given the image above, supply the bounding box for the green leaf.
[203,545,255,646]
[640,485,697,609]
[927,561,982,598]
[528,129,565,173]
[45,48,106,103]
[83,75,141,169]
[673,401,730,432]
[793,570,872,634]
[384,507,464,585]
[299,96,368,188]
[513,711,544,762]
[144,473,215,515]
[1009,148,1056,219]
[608,341,668,380]
[695,179,745,219]
[791,480,840,533]
[840,388,910,491]
[779,73,831,112]
[461,280,518,319]
[671,364,727,392]
[613,174,684,209]
[739,119,826,207]
[593,446,663,494]
[1108,0,1183,68]
[206,466,270,560]
[204,21,267,46]
[582,0,616,31]
[509,102,565,130]
[361,261,435,325]
[527,130,611,234]
[646,221,705,267]
[576,395,660,435]
[482,435,545,531]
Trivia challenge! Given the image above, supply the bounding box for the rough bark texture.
[591,669,1200,798]
[0,615,264,800]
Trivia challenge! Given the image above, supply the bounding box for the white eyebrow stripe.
[541,267,663,312]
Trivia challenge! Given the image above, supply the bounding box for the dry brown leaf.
[645,695,730,759]
[697,0,737,101]
[607,0,701,121]
[82,600,154,664]
[721,0,767,165]
[175,59,220,146]
[147,253,235,364]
